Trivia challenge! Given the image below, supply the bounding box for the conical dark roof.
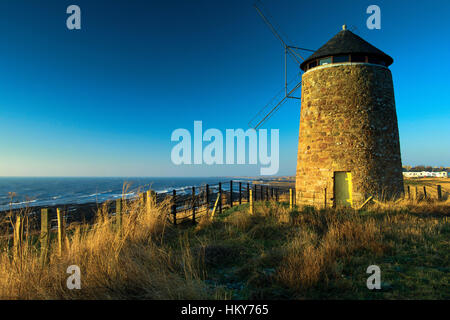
[300,28,393,71]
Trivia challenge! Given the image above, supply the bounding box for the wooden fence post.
[289,189,293,210]
[247,183,250,202]
[230,180,233,207]
[40,208,50,264]
[253,185,256,202]
[249,189,254,214]
[146,190,156,214]
[116,199,122,232]
[191,187,196,225]
[437,185,442,201]
[145,191,150,212]
[415,186,418,200]
[206,184,210,213]
[266,187,269,201]
[271,187,274,200]
[210,192,221,219]
[260,185,263,201]
[14,215,23,260]
[407,186,410,199]
[140,192,146,207]
[423,186,427,199]
[275,188,279,202]
[324,188,327,208]
[56,208,65,256]
[219,183,222,214]
[239,182,242,205]
[172,190,177,225]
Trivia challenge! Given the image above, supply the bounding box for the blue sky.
[0,0,448,177]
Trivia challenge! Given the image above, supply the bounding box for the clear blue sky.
[0,0,448,177]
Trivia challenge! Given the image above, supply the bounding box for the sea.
[0,177,254,211]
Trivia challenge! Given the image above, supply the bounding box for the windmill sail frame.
[249,2,315,129]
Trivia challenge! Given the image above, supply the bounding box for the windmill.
[248,1,315,129]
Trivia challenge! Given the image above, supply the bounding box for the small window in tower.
[368,56,387,66]
[319,57,332,65]
[333,55,349,63]
[351,54,366,62]
[368,56,381,64]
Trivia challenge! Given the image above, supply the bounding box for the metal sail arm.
[254,4,302,65]
[288,48,305,61]
[250,80,302,130]
[248,74,300,128]
[287,45,316,52]
[248,1,312,129]
[253,96,288,130]
[285,80,302,100]
[248,87,285,129]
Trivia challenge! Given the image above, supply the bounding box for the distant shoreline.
[0,176,295,217]
[0,176,296,211]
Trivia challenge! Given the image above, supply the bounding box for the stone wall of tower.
[295,63,403,207]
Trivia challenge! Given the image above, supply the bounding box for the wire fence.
[1,179,446,242]
[165,180,294,225]
[0,180,296,239]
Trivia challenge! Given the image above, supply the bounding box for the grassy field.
[0,196,449,299]
[404,177,449,187]
[403,177,449,203]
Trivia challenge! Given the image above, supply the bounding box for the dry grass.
[372,196,450,214]
[0,198,212,300]
[195,198,448,299]
[0,195,448,299]
[277,211,383,291]
[275,199,448,298]
[404,177,450,201]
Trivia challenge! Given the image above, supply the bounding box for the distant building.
[403,171,448,178]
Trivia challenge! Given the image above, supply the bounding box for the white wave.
[10,199,37,206]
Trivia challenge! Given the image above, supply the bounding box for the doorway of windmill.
[334,171,353,207]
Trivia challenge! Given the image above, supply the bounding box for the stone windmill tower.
[296,26,403,207]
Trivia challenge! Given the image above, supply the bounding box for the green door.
[334,172,353,207]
